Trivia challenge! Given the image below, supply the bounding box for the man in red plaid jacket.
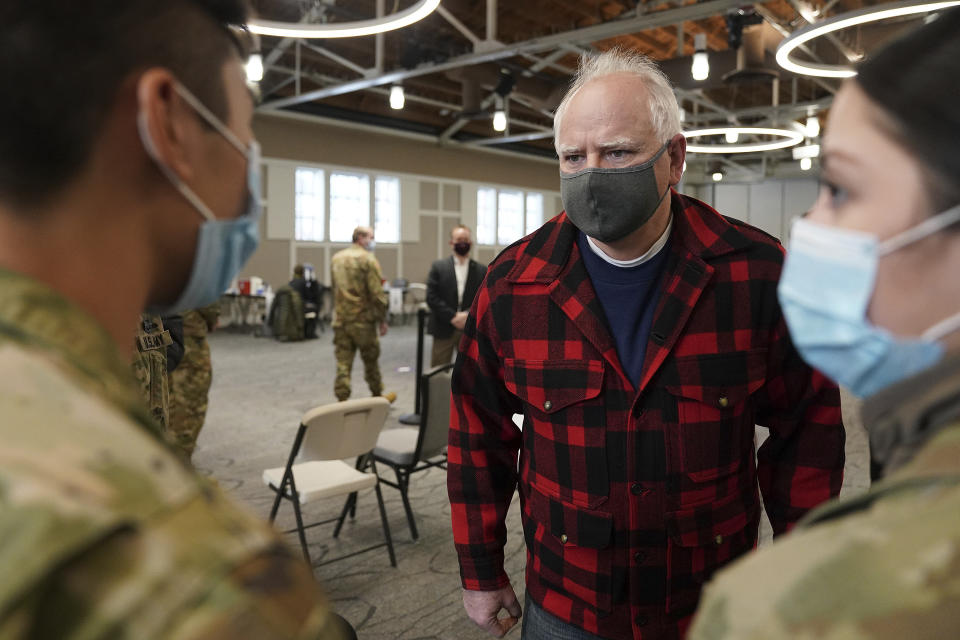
[447,49,845,640]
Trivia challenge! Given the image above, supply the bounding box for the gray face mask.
[560,140,671,243]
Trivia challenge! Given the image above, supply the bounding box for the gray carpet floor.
[193,323,869,640]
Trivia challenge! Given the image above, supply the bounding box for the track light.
[806,115,820,138]
[725,130,739,143]
[390,85,405,110]
[712,171,723,182]
[493,95,507,132]
[692,33,710,81]
[493,109,507,132]
[245,53,264,82]
[800,157,813,171]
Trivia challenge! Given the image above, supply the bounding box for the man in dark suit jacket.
[426,224,486,367]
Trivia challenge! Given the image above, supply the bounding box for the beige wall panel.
[403,214,439,283]
[400,177,420,242]
[295,247,326,278]
[442,183,461,212]
[420,181,439,211]
[376,247,399,283]
[266,164,295,240]
[240,239,290,291]
[254,114,560,191]
[476,248,498,266]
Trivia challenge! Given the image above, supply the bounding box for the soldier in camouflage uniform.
[0,2,347,637]
[331,226,391,402]
[690,13,960,639]
[168,302,220,459]
[132,314,174,432]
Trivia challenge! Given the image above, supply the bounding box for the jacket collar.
[862,353,960,478]
[503,191,753,390]
[505,190,753,285]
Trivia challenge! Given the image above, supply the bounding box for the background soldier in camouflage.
[0,2,347,637]
[132,313,173,432]
[331,225,394,402]
[690,12,960,639]
[168,302,220,459]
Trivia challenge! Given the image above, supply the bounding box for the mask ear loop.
[874,202,960,342]
[137,110,218,223]
[878,203,960,255]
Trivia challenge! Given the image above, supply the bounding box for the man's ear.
[667,133,687,186]
[136,69,200,183]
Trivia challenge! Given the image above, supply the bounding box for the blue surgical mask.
[778,205,960,398]
[366,239,376,252]
[140,83,261,314]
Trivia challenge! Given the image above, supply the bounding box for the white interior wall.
[692,177,820,240]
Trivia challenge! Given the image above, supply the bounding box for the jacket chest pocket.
[504,358,608,508]
[665,349,766,485]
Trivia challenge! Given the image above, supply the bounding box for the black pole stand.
[398,307,427,425]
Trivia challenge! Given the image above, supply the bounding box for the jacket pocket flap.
[665,348,767,407]
[504,359,603,414]
[666,490,759,548]
[526,484,613,549]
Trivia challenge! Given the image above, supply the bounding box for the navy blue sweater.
[577,232,669,387]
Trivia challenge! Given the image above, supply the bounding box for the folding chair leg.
[333,493,354,538]
[291,497,312,565]
[268,485,284,523]
[374,483,397,567]
[396,469,419,541]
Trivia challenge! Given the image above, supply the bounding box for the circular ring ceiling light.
[248,0,442,38]
[684,127,805,153]
[776,0,960,78]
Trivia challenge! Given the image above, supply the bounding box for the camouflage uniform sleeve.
[688,476,960,640]
[366,255,388,324]
[1,472,346,640]
[198,302,221,332]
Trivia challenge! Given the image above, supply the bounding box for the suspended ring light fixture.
[248,0,442,38]
[684,127,805,153]
[776,0,960,78]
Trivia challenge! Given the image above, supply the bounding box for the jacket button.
[635,615,648,627]
[543,400,552,411]
[715,534,724,545]
[718,396,729,408]
[630,482,643,495]
[634,551,647,563]
[559,534,568,544]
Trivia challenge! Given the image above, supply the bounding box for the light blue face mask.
[366,239,376,252]
[778,205,960,398]
[139,83,261,314]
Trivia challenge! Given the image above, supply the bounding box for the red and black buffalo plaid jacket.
[448,192,844,640]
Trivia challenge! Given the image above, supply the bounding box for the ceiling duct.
[723,23,779,83]
[723,8,779,84]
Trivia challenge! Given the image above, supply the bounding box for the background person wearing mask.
[0,2,348,637]
[426,224,486,367]
[690,10,960,639]
[331,226,395,403]
[448,48,845,640]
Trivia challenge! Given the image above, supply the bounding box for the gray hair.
[553,48,681,149]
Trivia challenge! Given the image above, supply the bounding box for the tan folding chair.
[342,364,452,540]
[263,397,396,567]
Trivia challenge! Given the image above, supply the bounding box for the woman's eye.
[819,179,849,208]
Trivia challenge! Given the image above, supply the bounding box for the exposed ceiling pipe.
[486,0,498,42]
